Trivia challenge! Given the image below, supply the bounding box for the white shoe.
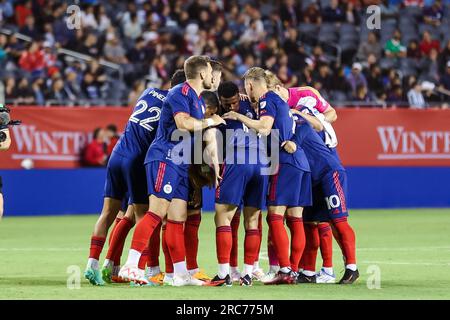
[230,269,241,282]
[316,268,336,284]
[163,274,174,286]
[172,273,204,287]
[118,265,146,284]
[261,270,278,283]
[252,268,265,281]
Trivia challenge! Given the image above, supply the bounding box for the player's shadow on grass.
[0,278,66,287]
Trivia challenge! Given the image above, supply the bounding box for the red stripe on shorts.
[155,162,166,193]
[269,164,281,202]
[333,171,347,212]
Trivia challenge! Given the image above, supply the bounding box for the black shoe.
[240,274,252,286]
[297,272,317,284]
[338,269,359,284]
[207,274,232,287]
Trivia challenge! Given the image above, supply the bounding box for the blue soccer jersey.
[292,119,344,185]
[259,91,310,172]
[113,87,167,159]
[145,82,205,176]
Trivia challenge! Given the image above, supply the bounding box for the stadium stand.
[0,0,449,107]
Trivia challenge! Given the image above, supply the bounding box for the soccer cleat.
[111,275,129,283]
[263,270,297,285]
[192,269,212,281]
[230,269,241,282]
[101,265,113,284]
[297,272,317,284]
[118,264,143,283]
[163,274,174,286]
[260,270,278,283]
[316,268,336,284]
[84,268,105,286]
[252,268,265,281]
[172,273,204,287]
[240,274,253,286]
[149,272,165,285]
[339,268,360,284]
[205,274,233,287]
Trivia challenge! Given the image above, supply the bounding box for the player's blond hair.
[243,67,267,83]
[264,70,282,89]
[184,55,211,80]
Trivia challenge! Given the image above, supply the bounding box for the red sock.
[161,224,173,274]
[332,218,356,265]
[185,214,201,271]
[148,223,161,268]
[255,213,263,263]
[130,211,162,253]
[105,217,134,265]
[286,216,305,272]
[318,223,333,268]
[89,236,106,260]
[230,211,240,267]
[244,229,260,266]
[138,247,149,270]
[267,233,279,266]
[166,219,185,264]
[267,213,290,268]
[299,223,319,271]
[216,226,232,264]
[108,217,122,247]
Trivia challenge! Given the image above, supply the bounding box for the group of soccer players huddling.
[84,55,359,287]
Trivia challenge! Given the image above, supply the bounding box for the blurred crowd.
[82,124,119,166]
[0,0,449,108]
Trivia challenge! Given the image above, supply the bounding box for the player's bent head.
[210,60,223,91]
[218,81,240,112]
[264,70,282,90]
[170,69,186,87]
[243,67,267,102]
[201,91,220,117]
[184,55,211,80]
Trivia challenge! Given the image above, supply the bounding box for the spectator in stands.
[46,78,68,105]
[322,0,346,24]
[105,124,120,157]
[366,64,385,100]
[43,23,56,47]
[94,4,111,33]
[103,33,128,65]
[277,64,298,88]
[357,32,382,61]
[347,62,368,97]
[81,73,101,101]
[20,15,38,40]
[386,85,406,105]
[354,84,372,103]
[18,41,45,76]
[4,77,16,103]
[83,128,107,167]
[330,65,351,102]
[438,40,450,74]
[407,80,426,108]
[128,80,145,107]
[15,0,33,28]
[439,61,450,93]
[313,63,333,95]
[31,78,45,106]
[423,0,444,27]
[0,0,14,23]
[81,5,98,30]
[419,47,440,83]
[407,40,422,60]
[302,2,322,25]
[419,31,440,56]
[64,68,83,102]
[15,78,34,105]
[279,0,300,28]
[78,32,100,58]
[123,12,142,40]
[385,30,407,58]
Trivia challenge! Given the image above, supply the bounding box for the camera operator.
[0,104,20,219]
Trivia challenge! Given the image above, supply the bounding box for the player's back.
[260,91,310,172]
[287,86,330,113]
[113,87,167,159]
[292,119,344,184]
[145,82,205,174]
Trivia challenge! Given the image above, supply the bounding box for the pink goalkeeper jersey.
[287,86,330,113]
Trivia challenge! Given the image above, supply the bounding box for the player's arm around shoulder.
[174,112,225,132]
[322,105,338,123]
[0,129,11,151]
[291,108,324,132]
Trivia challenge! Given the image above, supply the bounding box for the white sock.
[323,267,334,275]
[269,265,280,273]
[188,268,199,276]
[164,273,174,279]
[173,261,188,276]
[87,258,99,270]
[102,259,113,268]
[125,249,141,267]
[149,266,161,276]
[253,261,260,271]
[218,263,230,279]
[243,264,253,277]
[230,266,239,274]
[302,270,316,277]
[346,264,357,271]
[280,267,291,274]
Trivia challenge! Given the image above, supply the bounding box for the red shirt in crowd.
[19,50,45,72]
[83,140,106,166]
[419,39,440,56]
[106,136,119,157]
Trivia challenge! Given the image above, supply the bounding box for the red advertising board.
[0,107,449,169]
[1,107,130,169]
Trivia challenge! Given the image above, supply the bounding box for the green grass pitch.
[0,209,449,300]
